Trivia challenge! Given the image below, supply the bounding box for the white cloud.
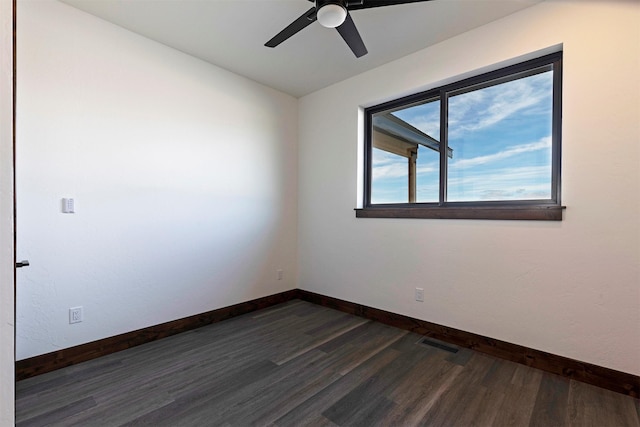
[446,165,552,201]
[451,136,551,169]
[372,162,408,180]
[448,72,552,135]
[416,164,437,175]
[372,150,407,180]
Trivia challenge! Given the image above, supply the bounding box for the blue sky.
[371,71,553,204]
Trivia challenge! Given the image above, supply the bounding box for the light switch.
[62,198,75,214]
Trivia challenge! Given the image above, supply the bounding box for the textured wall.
[298,1,640,375]
[16,0,298,360]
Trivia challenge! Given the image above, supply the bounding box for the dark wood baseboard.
[15,289,299,381]
[16,288,639,399]
[297,289,639,398]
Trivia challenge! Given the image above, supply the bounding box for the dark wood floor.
[16,300,640,426]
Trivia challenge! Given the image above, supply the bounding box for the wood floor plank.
[226,327,409,425]
[15,357,124,417]
[566,380,640,427]
[445,345,474,366]
[274,346,402,426]
[492,365,544,427]
[304,415,340,427]
[529,371,571,427]
[16,397,97,427]
[63,389,174,426]
[346,395,398,427]
[305,312,353,336]
[124,359,282,425]
[337,330,407,376]
[456,386,506,427]
[15,300,638,427]
[250,300,306,319]
[381,351,464,426]
[215,356,343,425]
[322,334,436,425]
[273,318,369,365]
[418,352,497,425]
[176,348,336,426]
[482,358,519,389]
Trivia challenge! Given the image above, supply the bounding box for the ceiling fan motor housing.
[316,0,348,28]
[310,0,364,6]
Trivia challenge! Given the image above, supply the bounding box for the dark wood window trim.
[355,204,565,220]
[360,52,563,221]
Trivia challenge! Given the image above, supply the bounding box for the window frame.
[357,52,564,221]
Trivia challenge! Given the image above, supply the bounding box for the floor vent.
[418,338,459,354]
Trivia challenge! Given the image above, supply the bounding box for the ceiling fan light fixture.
[317,3,347,28]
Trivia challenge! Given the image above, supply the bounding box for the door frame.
[0,0,16,424]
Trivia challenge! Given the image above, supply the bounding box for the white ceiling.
[59,0,543,97]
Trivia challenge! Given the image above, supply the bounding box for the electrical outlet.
[277,269,284,280]
[69,307,83,324]
[415,288,424,302]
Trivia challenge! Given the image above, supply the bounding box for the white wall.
[0,0,15,423]
[298,0,640,375]
[16,0,298,360]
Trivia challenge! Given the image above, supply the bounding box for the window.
[357,52,563,220]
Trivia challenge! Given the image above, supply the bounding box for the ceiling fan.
[265,0,432,58]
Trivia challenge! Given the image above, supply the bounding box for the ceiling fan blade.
[349,0,433,11]
[265,7,317,48]
[336,12,368,58]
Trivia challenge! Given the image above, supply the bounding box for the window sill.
[355,205,565,221]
